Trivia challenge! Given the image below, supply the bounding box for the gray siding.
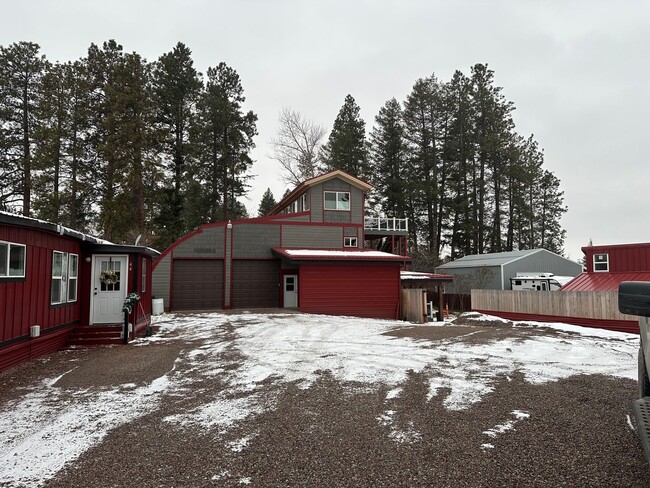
[273,214,310,222]
[233,224,280,258]
[324,211,351,224]
[350,186,363,223]
[152,254,171,308]
[310,186,323,223]
[309,179,365,225]
[435,266,502,293]
[437,250,583,292]
[173,226,224,258]
[282,225,343,248]
[503,251,582,290]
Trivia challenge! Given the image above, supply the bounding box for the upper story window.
[593,253,609,272]
[299,193,309,212]
[324,191,350,211]
[51,251,78,304]
[0,240,26,278]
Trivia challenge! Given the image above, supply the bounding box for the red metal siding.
[0,225,82,344]
[0,327,73,372]
[299,263,400,319]
[583,243,650,273]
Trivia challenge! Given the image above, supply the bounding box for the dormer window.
[324,191,350,211]
[593,253,609,272]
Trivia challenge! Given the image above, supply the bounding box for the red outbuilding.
[562,242,650,292]
[0,212,159,371]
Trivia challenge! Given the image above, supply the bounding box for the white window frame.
[51,251,78,304]
[67,253,78,302]
[141,258,146,293]
[299,193,309,212]
[0,240,26,278]
[324,191,350,211]
[344,237,358,247]
[593,253,609,272]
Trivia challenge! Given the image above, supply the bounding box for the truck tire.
[639,346,650,398]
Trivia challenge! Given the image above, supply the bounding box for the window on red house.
[593,253,609,272]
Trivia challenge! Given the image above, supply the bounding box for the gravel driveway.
[0,312,648,487]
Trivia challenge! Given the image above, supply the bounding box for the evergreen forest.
[0,40,566,260]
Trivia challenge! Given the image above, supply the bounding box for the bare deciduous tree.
[270,108,326,186]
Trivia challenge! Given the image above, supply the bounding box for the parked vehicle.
[618,281,650,463]
[510,273,574,291]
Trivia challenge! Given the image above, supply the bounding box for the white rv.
[510,273,574,291]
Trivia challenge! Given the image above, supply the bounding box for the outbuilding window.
[51,251,78,304]
[344,237,358,247]
[593,253,609,272]
[0,241,26,278]
[324,191,350,211]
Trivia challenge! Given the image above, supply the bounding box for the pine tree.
[403,75,447,255]
[100,51,156,243]
[444,70,475,258]
[151,42,202,247]
[0,42,46,215]
[257,188,277,216]
[192,62,257,223]
[368,98,407,216]
[320,94,369,179]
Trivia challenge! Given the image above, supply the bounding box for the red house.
[152,170,411,318]
[562,242,650,292]
[0,211,159,371]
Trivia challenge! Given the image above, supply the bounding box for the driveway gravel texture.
[0,311,648,487]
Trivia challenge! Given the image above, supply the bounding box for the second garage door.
[232,260,280,308]
[172,259,223,310]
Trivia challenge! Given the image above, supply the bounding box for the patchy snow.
[483,410,530,439]
[0,311,639,487]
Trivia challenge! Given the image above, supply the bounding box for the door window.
[285,276,295,291]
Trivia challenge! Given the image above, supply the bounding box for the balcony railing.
[364,216,409,232]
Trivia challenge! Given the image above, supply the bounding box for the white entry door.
[91,255,128,324]
[283,275,298,308]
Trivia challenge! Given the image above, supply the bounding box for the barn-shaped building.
[0,212,159,371]
[435,248,582,293]
[152,170,411,319]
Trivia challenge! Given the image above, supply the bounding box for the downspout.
[501,264,505,290]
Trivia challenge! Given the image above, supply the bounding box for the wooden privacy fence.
[401,288,428,324]
[471,290,638,322]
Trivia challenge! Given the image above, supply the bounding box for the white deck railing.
[364,216,409,232]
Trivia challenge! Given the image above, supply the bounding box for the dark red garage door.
[232,260,280,308]
[172,259,223,310]
[299,263,400,319]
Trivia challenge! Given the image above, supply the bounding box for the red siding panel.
[299,263,400,319]
[583,243,650,274]
[1,225,82,346]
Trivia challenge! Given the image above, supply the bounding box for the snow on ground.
[0,312,639,487]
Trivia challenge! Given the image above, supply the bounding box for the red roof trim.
[581,242,650,253]
[268,169,372,216]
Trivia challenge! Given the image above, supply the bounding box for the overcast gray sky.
[2,0,649,261]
